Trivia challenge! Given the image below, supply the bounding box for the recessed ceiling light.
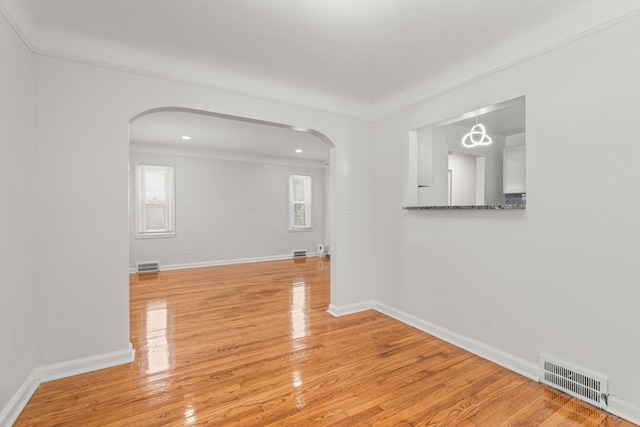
[295,149,303,153]
[181,135,191,140]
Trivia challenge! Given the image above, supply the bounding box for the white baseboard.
[328,300,538,380]
[609,396,640,426]
[3,309,639,427]
[129,253,319,273]
[0,343,135,426]
[372,302,539,381]
[327,301,374,317]
[326,300,640,425]
[0,371,40,427]
[36,342,135,382]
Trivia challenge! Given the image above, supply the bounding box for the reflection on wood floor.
[15,258,636,426]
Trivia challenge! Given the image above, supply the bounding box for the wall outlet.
[183,251,190,259]
[317,243,324,254]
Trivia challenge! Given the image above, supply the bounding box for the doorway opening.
[447,152,486,206]
[128,106,336,281]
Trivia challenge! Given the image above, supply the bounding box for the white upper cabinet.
[503,144,526,194]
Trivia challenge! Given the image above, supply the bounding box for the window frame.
[288,173,312,232]
[135,162,176,239]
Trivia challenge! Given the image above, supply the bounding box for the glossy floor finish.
[16,258,636,426]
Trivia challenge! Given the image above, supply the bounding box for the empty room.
[2,1,640,425]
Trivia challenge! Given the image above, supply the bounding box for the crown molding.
[3,3,640,123]
[31,44,374,122]
[0,1,373,122]
[370,6,640,121]
[0,0,34,51]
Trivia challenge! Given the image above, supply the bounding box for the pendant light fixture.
[462,117,492,148]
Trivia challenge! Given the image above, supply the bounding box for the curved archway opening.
[130,106,335,150]
[128,105,336,297]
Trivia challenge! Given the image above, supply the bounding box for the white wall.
[129,150,326,268]
[324,161,332,252]
[506,132,525,148]
[374,12,640,419]
[32,52,374,367]
[0,12,37,420]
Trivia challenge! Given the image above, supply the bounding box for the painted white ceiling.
[24,0,581,102]
[6,0,640,119]
[129,110,332,165]
[2,1,638,162]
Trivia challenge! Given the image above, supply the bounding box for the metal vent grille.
[136,261,160,273]
[540,355,608,409]
[292,249,307,259]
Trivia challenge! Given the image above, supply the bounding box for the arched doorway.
[128,106,336,287]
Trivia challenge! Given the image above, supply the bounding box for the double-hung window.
[289,174,312,231]
[135,163,175,238]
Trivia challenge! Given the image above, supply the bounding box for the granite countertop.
[402,204,526,210]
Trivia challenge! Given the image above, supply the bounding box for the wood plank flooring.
[15,258,636,426]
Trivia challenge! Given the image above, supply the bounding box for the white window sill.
[135,232,176,239]
[288,227,313,233]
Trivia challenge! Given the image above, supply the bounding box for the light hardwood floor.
[15,258,636,426]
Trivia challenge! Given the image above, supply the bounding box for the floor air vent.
[540,354,608,409]
[136,261,160,273]
[292,249,307,259]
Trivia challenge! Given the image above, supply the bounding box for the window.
[135,163,175,238]
[289,174,312,231]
